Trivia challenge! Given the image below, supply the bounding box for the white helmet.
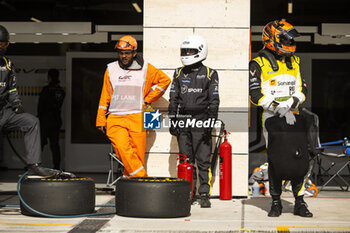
[180,35,208,66]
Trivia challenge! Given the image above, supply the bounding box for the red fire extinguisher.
[177,154,193,198]
[220,131,232,200]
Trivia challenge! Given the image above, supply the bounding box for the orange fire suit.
[96,59,170,177]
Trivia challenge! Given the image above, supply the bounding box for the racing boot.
[200,193,211,208]
[294,199,313,217]
[27,164,57,178]
[268,199,282,217]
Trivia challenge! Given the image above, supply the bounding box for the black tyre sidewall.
[20,177,95,216]
[116,177,191,218]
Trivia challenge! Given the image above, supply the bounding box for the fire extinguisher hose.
[210,120,225,172]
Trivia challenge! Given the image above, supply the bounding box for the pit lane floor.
[1,172,350,233]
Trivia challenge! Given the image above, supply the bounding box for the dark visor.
[279,28,300,41]
[181,48,198,56]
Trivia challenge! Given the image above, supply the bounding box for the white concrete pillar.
[144,0,250,196]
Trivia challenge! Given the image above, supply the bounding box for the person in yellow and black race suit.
[249,20,312,217]
[0,25,55,177]
[96,35,171,177]
[169,35,220,208]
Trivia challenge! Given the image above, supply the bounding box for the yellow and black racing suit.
[249,48,308,198]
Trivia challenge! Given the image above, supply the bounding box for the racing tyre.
[20,177,95,216]
[115,177,191,218]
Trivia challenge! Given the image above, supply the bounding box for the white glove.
[284,110,296,125]
[274,98,293,117]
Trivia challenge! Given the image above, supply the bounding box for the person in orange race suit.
[96,35,171,177]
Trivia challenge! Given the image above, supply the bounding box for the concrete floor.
[1,170,350,233]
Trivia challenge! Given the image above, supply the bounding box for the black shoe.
[268,200,282,217]
[27,164,56,178]
[200,194,211,208]
[294,200,313,217]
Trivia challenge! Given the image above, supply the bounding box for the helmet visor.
[280,38,296,46]
[0,41,9,49]
[115,39,135,50]
[279,28,300,41]
[181,48,198,56]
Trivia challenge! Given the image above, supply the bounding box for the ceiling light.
[30,17,42,23]
[288,0,293,14]
[35,33,42,35]
[132,2,142,13]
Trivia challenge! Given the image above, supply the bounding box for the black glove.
[169,118,179,136]
[12,101,24,114]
